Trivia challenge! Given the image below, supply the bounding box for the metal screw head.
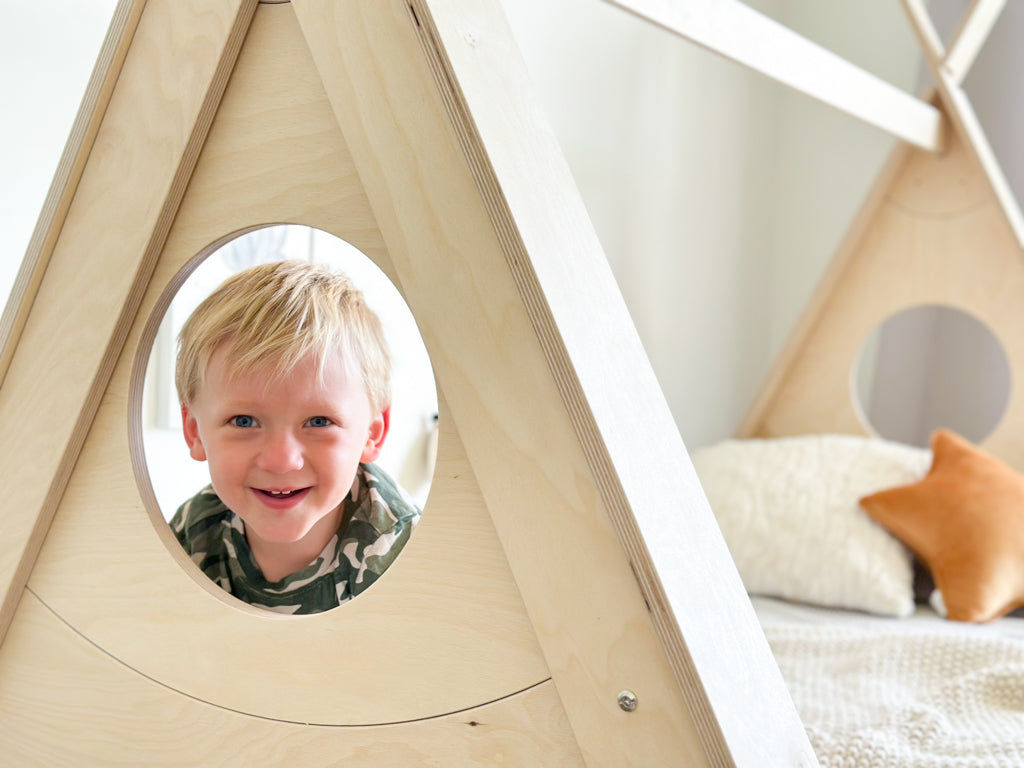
[617,689,638,712]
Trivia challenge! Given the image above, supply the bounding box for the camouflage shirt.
[170,463,420,614]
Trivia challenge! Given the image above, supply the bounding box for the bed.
[691,433,1024,767]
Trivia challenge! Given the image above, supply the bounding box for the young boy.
[170,259,421,614]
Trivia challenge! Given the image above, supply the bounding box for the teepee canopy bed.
[1,0,1023,766]
[661,0,1024,763]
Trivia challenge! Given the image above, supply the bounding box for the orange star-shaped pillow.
[859,429,1024,622]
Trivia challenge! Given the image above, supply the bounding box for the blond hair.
[175,260,391,413]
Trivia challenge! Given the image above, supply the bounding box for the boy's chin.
[248,520,323,545]
[242,506,344,548]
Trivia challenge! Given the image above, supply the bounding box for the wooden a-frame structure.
[0,1,815,765]
[734,0,1024,468]
[602,0,1024,465]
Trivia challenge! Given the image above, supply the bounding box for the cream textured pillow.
[691,434,931,616]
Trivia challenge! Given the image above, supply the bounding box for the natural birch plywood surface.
[741,124,1024,468]
[23,2,551,729]
[900,0,1024,248]
[0,0,258,644]
[0,0,147,386]
[1,0,817,765]
[0,591,584,768]
[292,1,815,765]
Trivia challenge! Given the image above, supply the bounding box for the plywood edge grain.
[0,0,258,645]
[0,0,148,388]
[405,1,817,765]
[0,590,584,766]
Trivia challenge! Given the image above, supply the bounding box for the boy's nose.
[257,430,304,473]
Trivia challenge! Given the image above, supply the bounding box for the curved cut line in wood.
[125,226,285,613]
[602,0,944,152]
[737,117,1024,471]
[899,0,1024,250]
[886,197,989,220]
[22,2,550,730]
[409,0,720,753]
[395,1,814,764]
[28,587,552,727]
[2,0,815,762]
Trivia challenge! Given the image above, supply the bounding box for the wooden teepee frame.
[724,0,1024,465]
[0,1,814,765]
[604,0,1024,462]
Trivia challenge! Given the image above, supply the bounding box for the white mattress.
[753,594,1024,640]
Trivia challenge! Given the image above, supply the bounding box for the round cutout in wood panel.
[132,224,438,614]
[852,303,1010,447]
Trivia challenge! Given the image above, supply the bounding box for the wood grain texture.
[0,0,258,647]
[0,590,584,767]
[0,0,147,388]
[25,3,550,727]
[292,1,815,765]
[740,118,1024,469]
[745,6,1024,454]
[735,135,917,440]
[412,2,814,765]
[3,0,818,764]
[603,0,944,152]
[900,0,1024,247]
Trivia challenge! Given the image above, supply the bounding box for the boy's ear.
[360,407,390,463]
[181,403,208,462]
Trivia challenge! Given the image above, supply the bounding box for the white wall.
[5,1,1019,454]
[500,0,922,448]
[0,0,118,313]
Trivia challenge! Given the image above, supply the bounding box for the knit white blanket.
[764,623,1024,767]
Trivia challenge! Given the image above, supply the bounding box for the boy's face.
[181,344,387,559]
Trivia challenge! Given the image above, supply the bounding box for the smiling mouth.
[256,488,308,499]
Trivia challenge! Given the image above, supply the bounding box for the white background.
[4,0,1022,453]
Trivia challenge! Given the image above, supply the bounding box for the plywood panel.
[24,3,550,727]
[0,591,584,767]
[741,125,1024,468]
[1,1,818,765]
[0,0,257,643]
[0,0,147,384]
[292,1,814,765]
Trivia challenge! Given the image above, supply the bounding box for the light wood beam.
[603,0,944,152]
[944,0,1005,84]
[0,0,258,645]
[901,0,946,62]
[901,0,1024,249]
[936,76,1024,246]
[0,0,147,389]
[293,0,818,765]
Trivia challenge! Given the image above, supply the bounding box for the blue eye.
[231,415,256,428]
[307,416,332,427]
